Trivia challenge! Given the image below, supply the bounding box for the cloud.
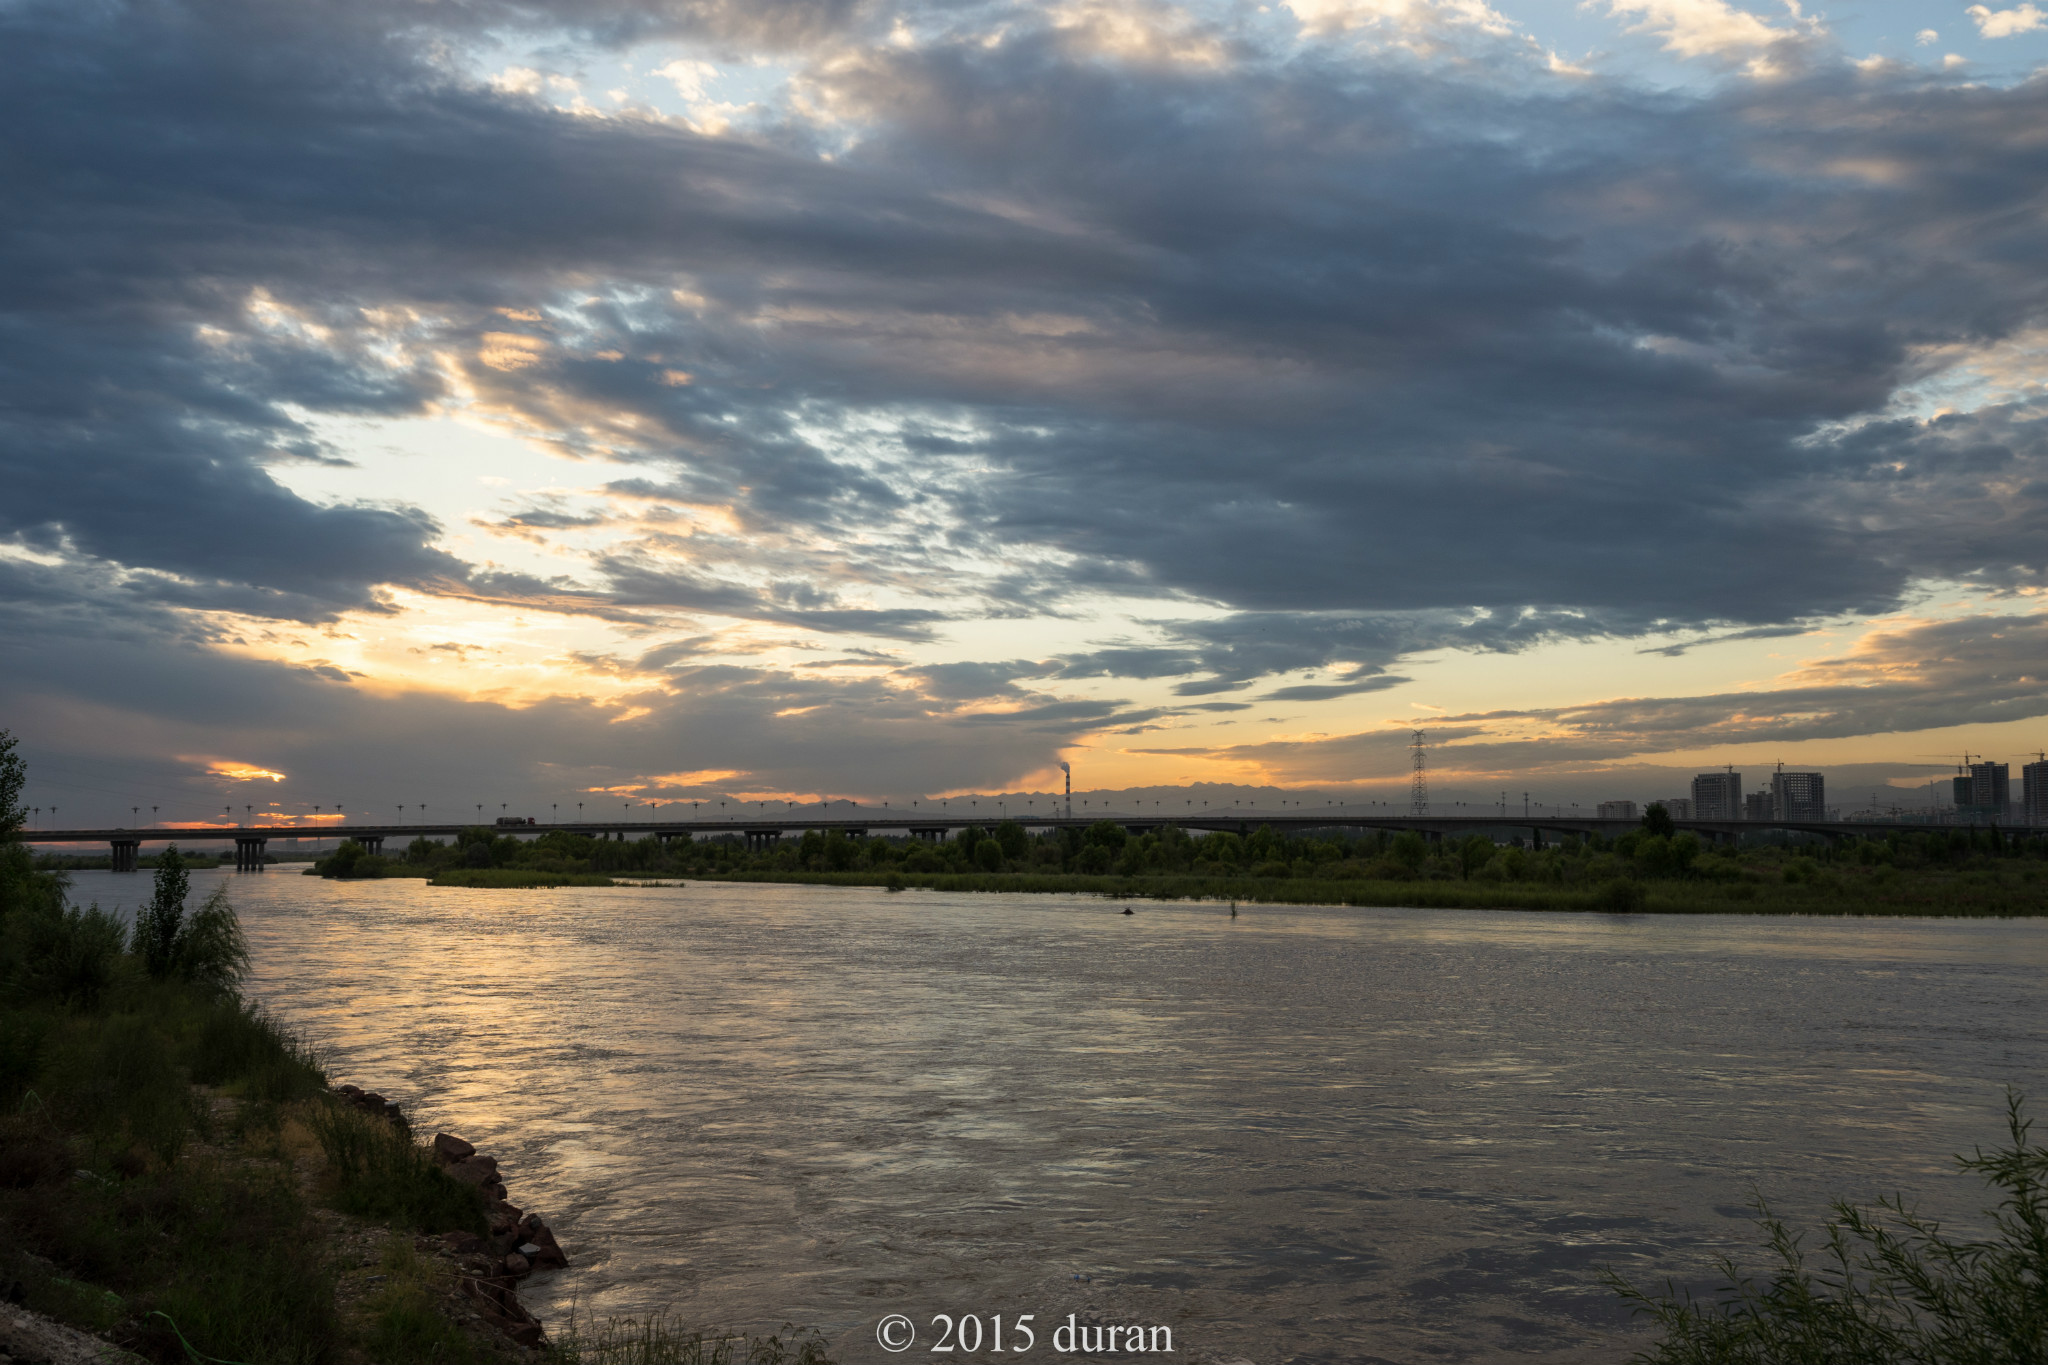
[8,0,2048,806]
[1604,0,1801,60]
[1966,3,2046,37]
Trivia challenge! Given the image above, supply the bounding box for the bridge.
[25,811,2045,871]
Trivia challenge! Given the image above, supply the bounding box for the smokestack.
[1059,762,1071,820]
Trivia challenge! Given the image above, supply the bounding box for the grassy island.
[310,809,2048,915]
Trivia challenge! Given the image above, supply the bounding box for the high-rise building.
[1693,770,1743,820]
[1745,789,1775,820]
[1956,761,2011,821]
[1772,768,1826,822]
[1658,798,1693,820]
[1973,761,2009,815]
[1598,800,1637,820]
[2024,758,2048,825]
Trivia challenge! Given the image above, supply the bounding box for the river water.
[67,871,2048,1364]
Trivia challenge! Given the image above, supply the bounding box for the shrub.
[173,886,250,993]
[1608,1090,2048,1364]
[1252,861,1292,879]
[1,898,127,1006]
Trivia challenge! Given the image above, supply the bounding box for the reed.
[549,1309,833,1365]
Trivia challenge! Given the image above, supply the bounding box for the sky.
[4,0,2048,829]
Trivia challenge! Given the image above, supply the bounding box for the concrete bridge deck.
[25,812,2045,870]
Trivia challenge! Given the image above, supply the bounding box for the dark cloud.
[8,0,2048,790]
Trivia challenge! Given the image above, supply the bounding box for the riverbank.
[297,819,2048,914]
[689,865,2048,915]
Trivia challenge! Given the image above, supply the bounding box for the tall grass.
[552,1310,834,1365]
[0,1125,337,1365]
[305,1099,488,1234]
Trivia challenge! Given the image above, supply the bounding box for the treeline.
[306,814,2048,911]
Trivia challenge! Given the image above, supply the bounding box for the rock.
[529,1243,569,1270]
[505,1322,545,1348]
[381,1101,403,1120]
[486,1201,523,1234]
[432,1133,476,1163]
[446,1158,496,1187]
[358,1092,385,1108]
[335,1084,362,1097]
[502,1253,530,1276]
[442,1232,486,1254]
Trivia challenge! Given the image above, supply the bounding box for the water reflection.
[69,872,2048,1364]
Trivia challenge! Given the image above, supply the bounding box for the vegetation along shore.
[309,807,2048,914]
[0,732,826,1365]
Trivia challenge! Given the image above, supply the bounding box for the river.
[65,870,2048,1363]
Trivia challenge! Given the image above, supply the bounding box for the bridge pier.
[744,830,781,851]
[358,835,384,857]
[234,836,268,871]
[908,827,946,842]
[110,837,140,872]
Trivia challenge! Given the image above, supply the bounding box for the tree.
[1390,831,1428,871]
[132,844,190,977]
[975,840,1003,872]
[0,729,24,841]
[1642,802,1677,838]
[1084,820,1128,851]
[995,820,1028,859]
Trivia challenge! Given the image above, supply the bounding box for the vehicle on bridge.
[495,816,538,827]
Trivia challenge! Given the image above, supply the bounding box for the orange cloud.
[205,760,288,782]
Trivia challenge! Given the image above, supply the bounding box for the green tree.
[132,844,191,977]
[1084,820,1128,852]
[995,820,1028,859]
[1642,802,1677,838]
[975,839,1003,872]
[1456,835,1494,880]
[0,728,24,841]
[1390,831,1428,871]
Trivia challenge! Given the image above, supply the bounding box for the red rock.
[529,1243,568,1269]
[486,1201,523,1234]
[432,1133,476,1163]
[506,1322,545,1347]
[502,1253,531,1276]
[446,1158,495,1186]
